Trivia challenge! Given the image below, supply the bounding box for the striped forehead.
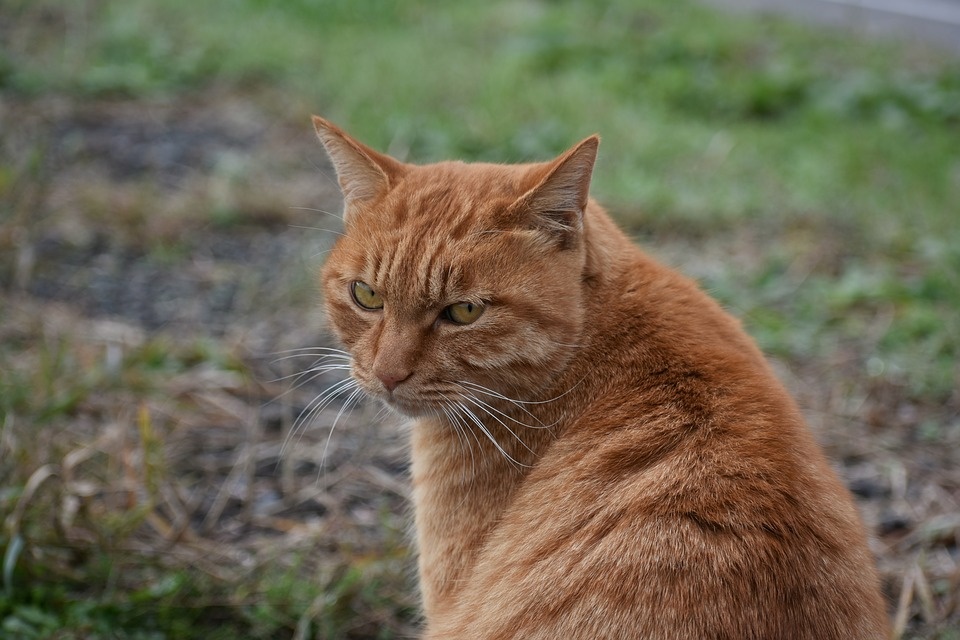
[388,180,484,234]
[346,163,525,310]
[364,229,467,310]
[386,162,525,228]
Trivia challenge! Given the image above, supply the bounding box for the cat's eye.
[444,301,484,325]
[351,281,383,310]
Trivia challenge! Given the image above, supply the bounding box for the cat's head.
[313,116,598,417]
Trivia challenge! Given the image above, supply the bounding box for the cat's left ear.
[509,135,599,247]
[312,116,405,217]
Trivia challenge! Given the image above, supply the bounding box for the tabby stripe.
[375,240,398,289]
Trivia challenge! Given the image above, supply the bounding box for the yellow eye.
[444,301,484,325]
[351,281,383,310]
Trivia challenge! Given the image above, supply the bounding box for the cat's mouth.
[354,369,517,420]
[354,376,437,417]
[371,380,528,424]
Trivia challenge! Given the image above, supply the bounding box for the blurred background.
[1,0,958,637]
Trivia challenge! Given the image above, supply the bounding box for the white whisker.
[457,401,528,469]
[318,386,366,479]
[268,362,352,385]
[459,378,583,406]
[282,376,357,458]
[264,364,353,409]
[270,346,352,358]
[441,401,482,495]
[457,393,536,457]
[454,381,556,429]
[289,205,344,221]
[287,223,347,238]
[270,354,353,367]
[441,401,477,474]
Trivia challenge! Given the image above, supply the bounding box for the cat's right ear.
[507,135,600,248]
[312,116,405,217]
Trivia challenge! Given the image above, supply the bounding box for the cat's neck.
[410,408,548,619]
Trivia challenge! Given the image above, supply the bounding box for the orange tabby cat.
[312,115,890,639]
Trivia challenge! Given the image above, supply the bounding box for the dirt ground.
[2,92,957,637]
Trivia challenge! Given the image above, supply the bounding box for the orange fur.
[313,115,890,638]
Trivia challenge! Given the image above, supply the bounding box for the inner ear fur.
[312,115,406,215]
[509,135,600,244]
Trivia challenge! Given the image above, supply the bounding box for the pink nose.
[376,370,412,392]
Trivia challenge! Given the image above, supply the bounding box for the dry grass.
[1,294,419,638]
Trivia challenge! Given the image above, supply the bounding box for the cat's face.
[314,117,598,417]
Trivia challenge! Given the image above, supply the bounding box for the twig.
[892,565,915,639]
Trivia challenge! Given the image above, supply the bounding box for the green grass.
[3,0,959,637]
[5,0,959,236]
[6,2,960,213]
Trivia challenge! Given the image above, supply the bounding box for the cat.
[311,115,890,639]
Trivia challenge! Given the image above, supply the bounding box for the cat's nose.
[376,369,412,392]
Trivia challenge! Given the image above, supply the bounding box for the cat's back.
[427,223,890,639]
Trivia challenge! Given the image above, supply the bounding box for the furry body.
[313,116,890,639]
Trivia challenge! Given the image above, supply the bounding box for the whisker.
[372,404,392,423]
[270,354,353,367]
[265,350,353,402]
[287,223,348,238]
[442,401,480,489]
[459,378,583,406]
[282,376,357,458]
[289,205,344,221]
[460,387,557,430]
[457,393,536,456]
[443,401,477,468]
[446,400,477,452]
[318,386,366,478]
[454,381,554,429]
[303,376,359,426]
[457,401,529,469]
[310,247,337,259]
[286,366,353,398]
[284,379,350,453]
[264,364,352,409]
[270,346,352,358]
[268,362,352,385]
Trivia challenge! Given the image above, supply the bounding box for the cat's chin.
[380,396,435,418]
[355,379,443,418]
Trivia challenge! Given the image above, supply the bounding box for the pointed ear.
[312,115,404,214]
[510,135,599,246]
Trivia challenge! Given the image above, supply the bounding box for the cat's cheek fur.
[321,291,369,348]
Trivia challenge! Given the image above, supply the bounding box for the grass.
[0,312,416,639]
[2,0,959,637]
